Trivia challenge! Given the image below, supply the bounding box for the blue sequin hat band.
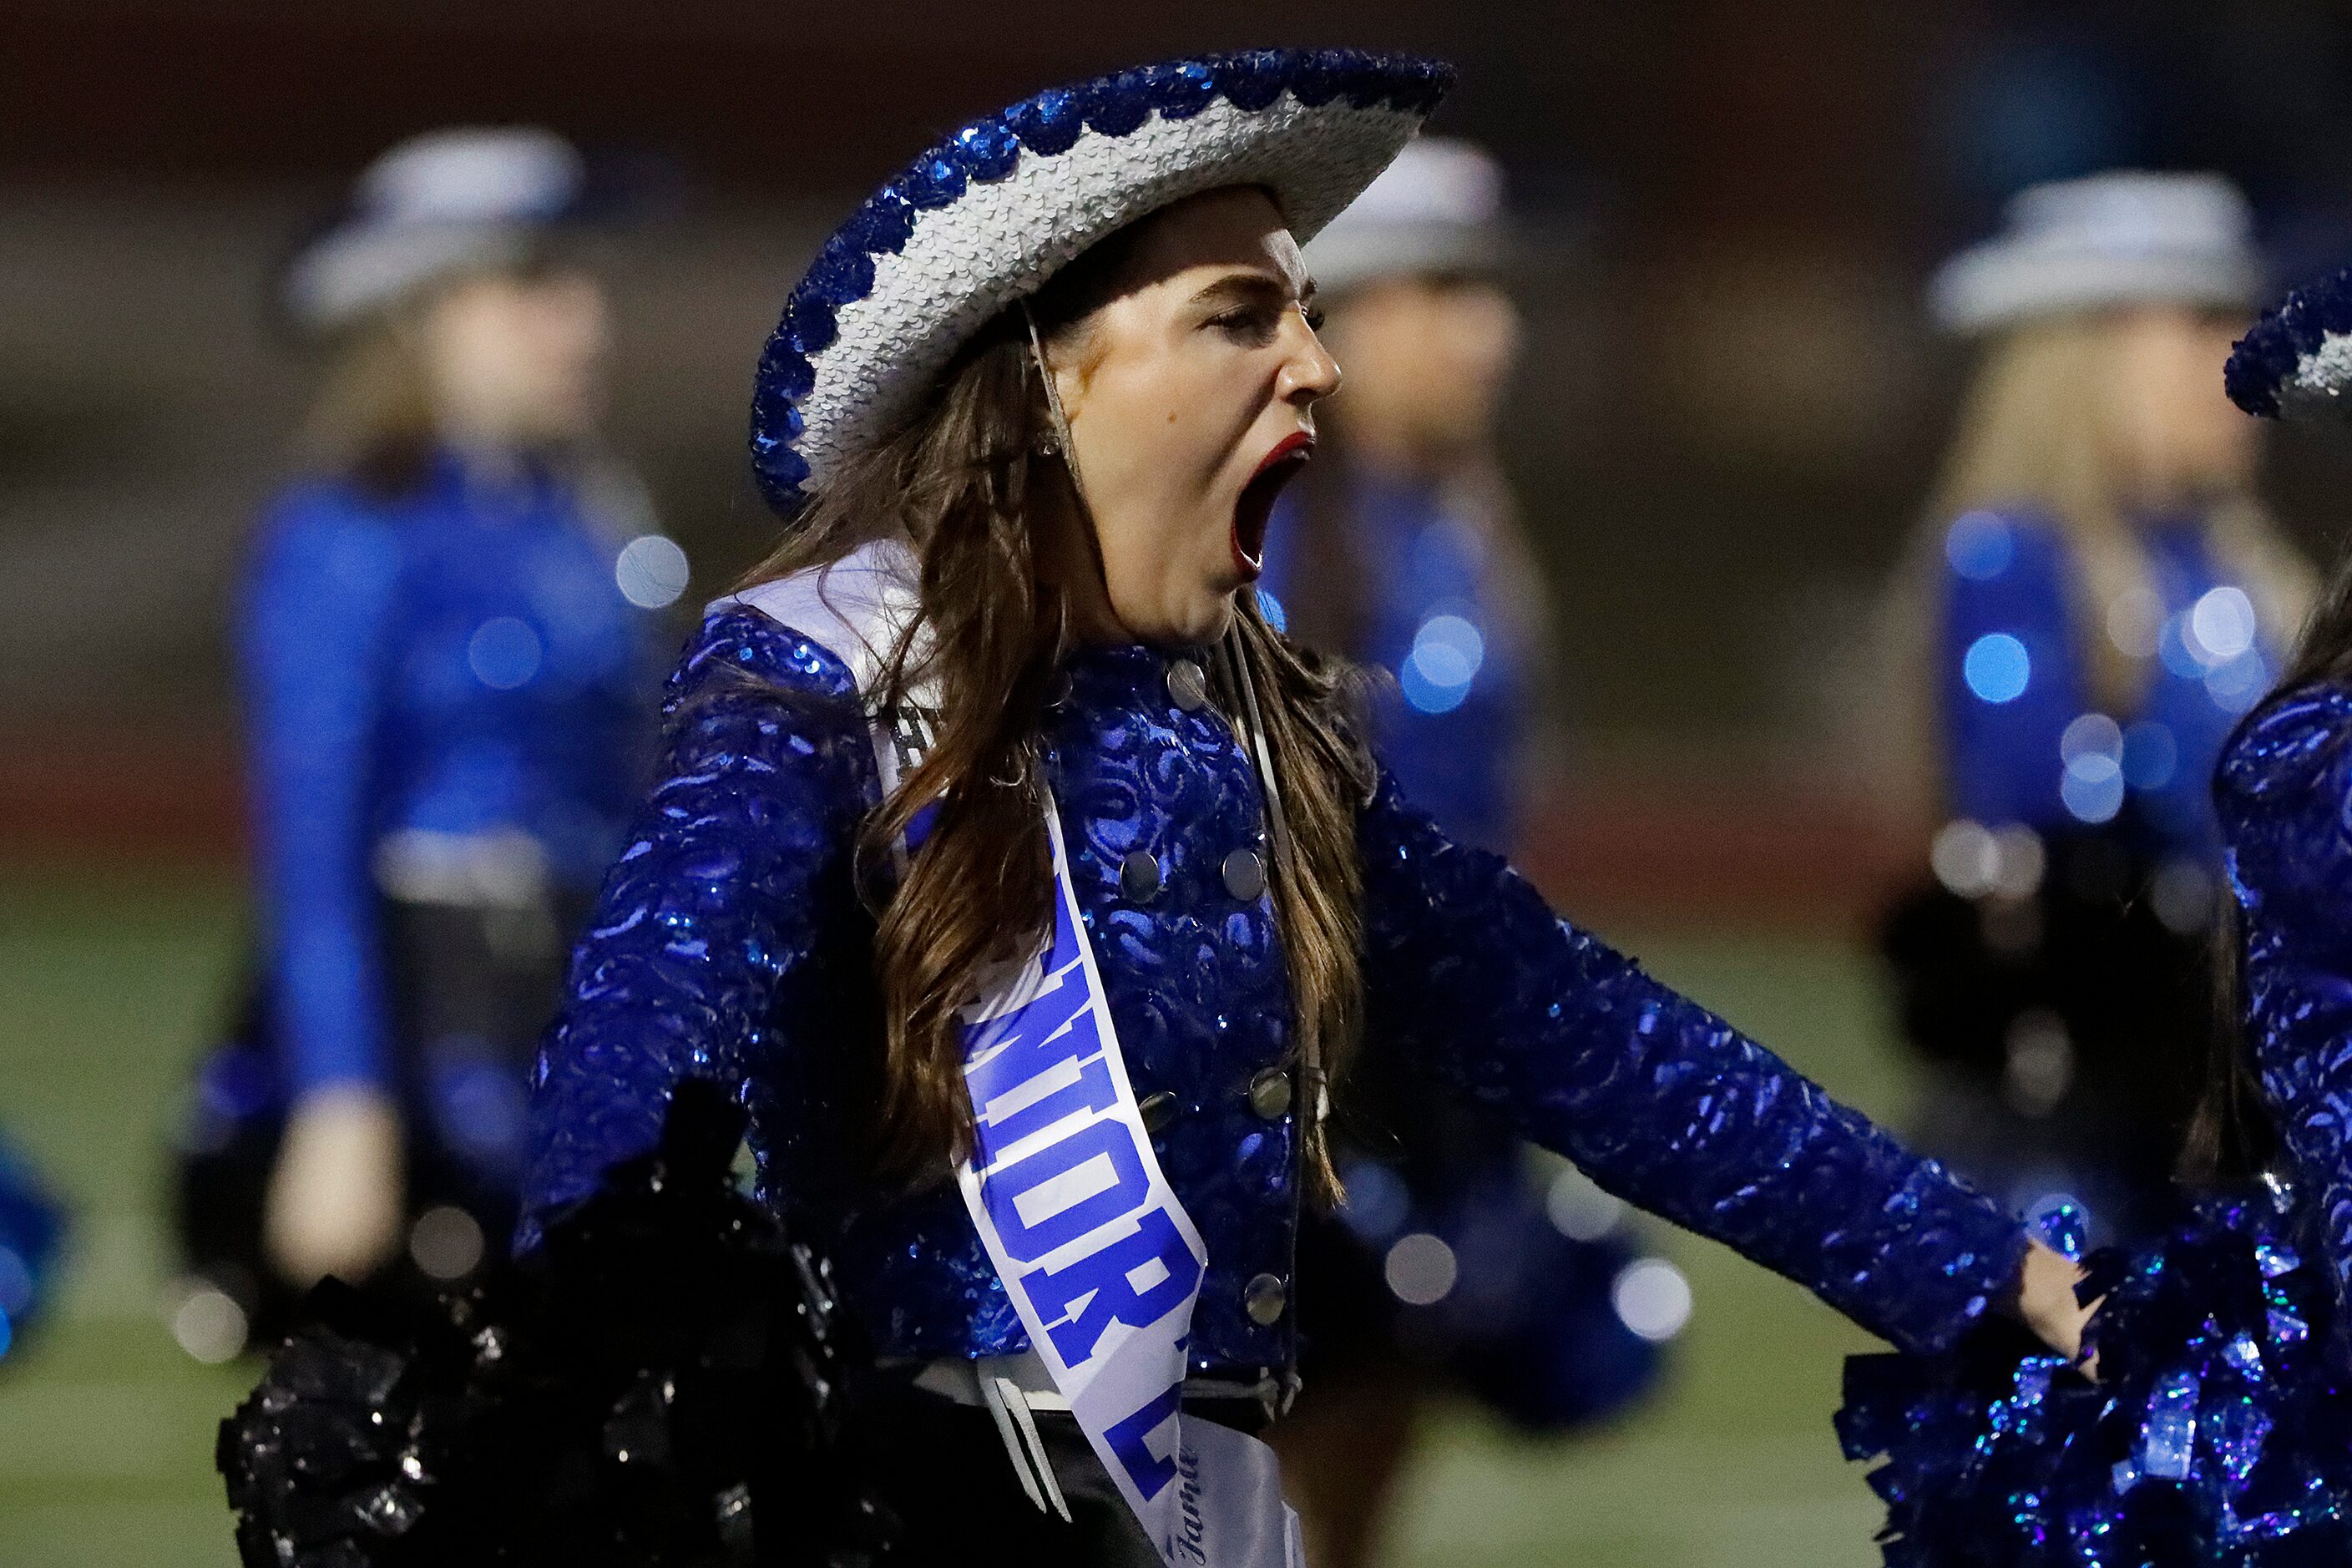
[2228,268,2352,425]
[750,49,1454,519]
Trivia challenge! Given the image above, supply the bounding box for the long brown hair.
[738,235,1373,1198]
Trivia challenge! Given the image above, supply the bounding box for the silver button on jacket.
[1166,657,1209,712]
[1120,849,1161,903]
[1242,1272,1287,1326]
[1222,847,1266,901]
[1246,1066,1292,1120]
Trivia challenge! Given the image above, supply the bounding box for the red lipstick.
[1232,432,1314,579]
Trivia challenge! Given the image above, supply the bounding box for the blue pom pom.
[1085,69,1154,136]
[1215,49,1289,112]
[2031,1197,2090,1262]
[2225,319,2287,419]
[1146,60,1217,120]
[1010,87,1085,155]
[953,119,1021,183]
[1839,1196,2352,1565]
[899,147,969,210]
[843,190,916,255]
[2278,294,2325,359]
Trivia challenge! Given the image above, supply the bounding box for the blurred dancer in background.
[0,1132,64,1368]
[170,128,676,1356]
[1877,171,2312,1254]
[1840,271,2352,1565]
[1261,139,1671,1568]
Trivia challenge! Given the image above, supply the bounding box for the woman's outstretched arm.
[1359,773,2052,1357]
[517,609,876,1249]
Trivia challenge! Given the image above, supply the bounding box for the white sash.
[725,544,1300,1567]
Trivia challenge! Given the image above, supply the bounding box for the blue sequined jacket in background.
[1938,506,2281,854]
[520,597,2029,1375]
[1259,471,1536,855]
[240,450,664,1095]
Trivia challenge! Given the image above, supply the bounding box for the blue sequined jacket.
[1260,470,1536,856]
[240,450,662,1095]
[1938,507,2281,854]
[2216,685,2352,1311]
[520,599,2027,1374]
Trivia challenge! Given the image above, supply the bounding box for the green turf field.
[0,868,1914,1566]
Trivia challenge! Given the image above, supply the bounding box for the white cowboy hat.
[280,126,587,334]
[750,49,1454,517]
[1302,136,1506,294]
[1929,169,2261,336]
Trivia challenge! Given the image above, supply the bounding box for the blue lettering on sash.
[965,959,1095,1110]
[984,1117,1151,1262]
[1024,1206,1203,1365]
[961,878,1090,1091]
[1103,1383,1183,1500]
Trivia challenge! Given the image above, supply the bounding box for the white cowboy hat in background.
[279,126,588,336]
[1929,169,2261,336]
[1302,136,1506,295]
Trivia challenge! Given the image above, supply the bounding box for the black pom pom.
[220,1079,896,1565]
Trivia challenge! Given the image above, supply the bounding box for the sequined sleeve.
[2217,685,2352,1302]
[516,609,877,1250]
[238,485,406,1095]
[1359,773,2026,1354]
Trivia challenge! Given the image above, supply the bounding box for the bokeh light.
[467,616,543,690]
[615,534,691,610]
[1963,632,2031,704]
[1944,511,2016,580]
[1612,1257,1694,1342]
[1384,1232,1460,1307]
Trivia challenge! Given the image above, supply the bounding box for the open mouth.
[1232,432,1313,578]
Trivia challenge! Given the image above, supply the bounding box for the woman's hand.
[264,1085,407,1286]
[2006,1237,2101,1374]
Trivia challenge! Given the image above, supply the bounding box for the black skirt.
[173,889,586,1348]
[846,1381,1164,1566]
